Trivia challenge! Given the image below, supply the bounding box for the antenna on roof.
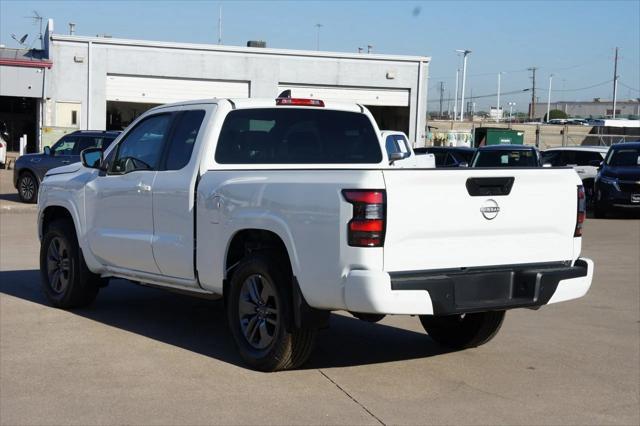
[25,10,44,49]
[11,33,29,47]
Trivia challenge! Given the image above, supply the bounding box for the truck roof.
[149,98,364,113]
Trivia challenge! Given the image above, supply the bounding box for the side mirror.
[458,162,469,168]
[81,147,104,169]
[542,163,552,168]
[389,152,409,164]
[43,146,51,156]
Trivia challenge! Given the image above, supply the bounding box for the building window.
[71,110,78,126]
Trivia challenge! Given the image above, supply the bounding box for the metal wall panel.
[105,74,249,104]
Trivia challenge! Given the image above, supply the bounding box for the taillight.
[343,189,386,247]
[575,185,586,237]
[276,98,325,107]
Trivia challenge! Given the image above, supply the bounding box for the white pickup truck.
[37,97,593,371]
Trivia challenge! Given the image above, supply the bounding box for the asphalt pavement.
[0,210,638,425]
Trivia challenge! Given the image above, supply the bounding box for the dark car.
[471,144,542,168]
[593,142,640,218]
[13,130,120,203]
[414,146,476,167]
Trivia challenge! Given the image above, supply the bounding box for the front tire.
[419,311,505,349]
[40,219,100,308]
[226,255,316,371]
[18,171,38,203]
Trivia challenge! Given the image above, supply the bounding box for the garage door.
[277,84,409,107]
[106,75,250,104]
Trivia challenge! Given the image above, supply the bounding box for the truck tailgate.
[382,168,579,272]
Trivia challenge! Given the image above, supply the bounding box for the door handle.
[137,182,152,192]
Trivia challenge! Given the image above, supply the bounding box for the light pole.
[508,102,516,122]
[315,23,323,51]
[456,49,471,121]
[496,72,503,122]
[546,74,554,123]
[453,68,459,121]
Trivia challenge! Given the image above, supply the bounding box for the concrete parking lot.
[1,206,638,425]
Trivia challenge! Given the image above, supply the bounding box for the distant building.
[529,98,640,120]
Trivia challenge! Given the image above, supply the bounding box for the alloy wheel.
[238,274,280,350]
[46,237,71,294]
[20,175,36,201]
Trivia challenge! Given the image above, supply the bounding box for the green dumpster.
[474,128,524,147]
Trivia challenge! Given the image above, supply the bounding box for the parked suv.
[13,130,120,203]
[541,146,608,205]
[593,142,640,217]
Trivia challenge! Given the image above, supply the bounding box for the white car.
[381,130,435,168]
[541,146,608,203]
[37,97,593,371]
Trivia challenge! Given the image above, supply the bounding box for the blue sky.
[1,0,639,111]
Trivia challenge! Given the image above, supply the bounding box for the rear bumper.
[343,258,593,316]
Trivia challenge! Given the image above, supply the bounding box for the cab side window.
[164,110,206,170]
[111,114,172,174]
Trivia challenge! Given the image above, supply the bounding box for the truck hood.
[45,162,83,177]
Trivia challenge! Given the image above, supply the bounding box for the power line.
[618,81,640,92]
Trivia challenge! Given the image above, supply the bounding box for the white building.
[0,19,430,152]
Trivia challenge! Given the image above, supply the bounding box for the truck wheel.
[227,255,316,371]
[18,171,38,203]
[351,312,386,323]
[40,219,100,308]
[419,311,505,349]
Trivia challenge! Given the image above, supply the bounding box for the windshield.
[606,147,640,167]
[472,149,539,168]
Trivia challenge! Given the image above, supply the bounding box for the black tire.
[351,312,386,323]
[583,180,595,210]
[40,219,100,308]
[419,311,505,349]
[226,254,316,371]
[17,171,38,203]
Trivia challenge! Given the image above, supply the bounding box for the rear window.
[215,108,382,164]
[473,149,539,168]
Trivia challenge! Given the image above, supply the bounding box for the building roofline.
[50,34,431,63]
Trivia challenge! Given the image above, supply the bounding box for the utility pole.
[439,81,445,119]
[457,49,472,121]
[546,74,554,123]
[217,5,222,44]
[315,24,323,51]
[612,47,619,118]
[528,67,537,120]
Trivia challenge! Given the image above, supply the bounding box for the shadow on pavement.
[0,192,21,203]
[586,208,640,220]
[0,269,452,370]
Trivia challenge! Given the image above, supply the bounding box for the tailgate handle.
[466,177,515,196]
